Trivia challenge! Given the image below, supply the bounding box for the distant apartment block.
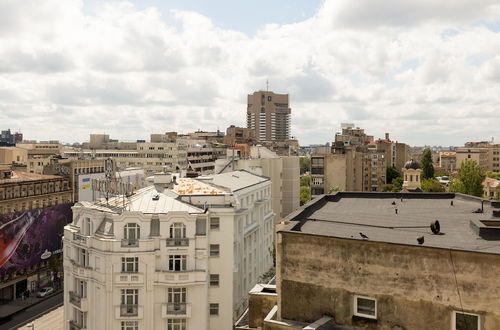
[215,145,299,221]
[0,129,22,146]
[16,140,63,174]
[224,125,255,146]
[247,91,291,142]
[455,141,500,173]
[439,151,457,172]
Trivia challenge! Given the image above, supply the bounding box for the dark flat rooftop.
[281,192,500,254]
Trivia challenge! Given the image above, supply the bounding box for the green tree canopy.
[386,166,401,184]
[299,157,310,175]
[300,186,311,205]
[300,175,311,187]
[448,159,484,197]
[392,177,403,192]
[327,186,341,194]
[421,178,445,192]
[420,148,434,180]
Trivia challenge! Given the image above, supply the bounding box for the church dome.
[404,159,421,170]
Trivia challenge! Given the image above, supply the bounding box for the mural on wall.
[0,203,73,275]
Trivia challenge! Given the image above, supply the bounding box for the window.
[453,311,480,330]
[168,288,186,303]
[122,257,139,273]
[354,296,376,319]
[83,218,92,236]
[210,244,220,257]
[77,248,89,268]
[170,223,186,238]
[167,319,186,330]
[209,303,219,316]
[209,274,219,287]
[210,217,220,230]
[169,255,187,271]
[150,216,160,237]
[124,223,140,240]
[121,321,138,330]
[121,289,138,316]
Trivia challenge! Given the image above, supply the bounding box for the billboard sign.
[0,203,73,275]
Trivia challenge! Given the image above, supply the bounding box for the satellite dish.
[430,220,440,234]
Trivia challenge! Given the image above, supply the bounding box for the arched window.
[124,223,140,240]
[170,223,186,239]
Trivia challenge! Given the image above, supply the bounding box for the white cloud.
[0,0,499,146]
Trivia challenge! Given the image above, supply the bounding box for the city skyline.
[1,0,499,146]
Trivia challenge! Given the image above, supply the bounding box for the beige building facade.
[0,147,28,165]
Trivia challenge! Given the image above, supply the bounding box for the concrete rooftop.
[282,192,500,255]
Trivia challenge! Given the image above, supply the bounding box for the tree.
[421,178,445,192]
[300,186,311,205]
[486,171,500,180]
[391,177,403,192]
[420,148,434,180]
[434,167,450,177]
[299,157,310,175]
[327,186,341,194]
[300,175,311,187]
[386,166,401,184]
[448,160,484,197]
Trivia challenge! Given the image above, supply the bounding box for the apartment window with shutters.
[210,217,220,230]
[210,244,220,257]
[209,274,219,287]
[209,303,219,316]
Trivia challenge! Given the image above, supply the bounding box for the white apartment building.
[63,170,274,330]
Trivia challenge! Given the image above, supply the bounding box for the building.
[243,192,500,330]
[16,141,63,174]
[310,125,388,195]
[0,165,72,308]
[224,126,255,146]
[63,170,274,330]
[43,158,106,202]
[247,91,291,142]
[439,151,457,173]
[483,177,500,200]
[401,159,423,192]
[0,129,22,146]
[0,147,28,166]
[455,146,489,172]
[375,133,410,170]
[215,146,300,221]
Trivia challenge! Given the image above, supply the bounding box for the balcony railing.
[120,304,139,316]
[69,291,81,308]
[69,320,84,330]
[121,239,139,247]
[166,238,189,247]
[73,233,87,244]
[167,302,187,315]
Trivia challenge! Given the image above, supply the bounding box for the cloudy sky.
[1,0,499,146]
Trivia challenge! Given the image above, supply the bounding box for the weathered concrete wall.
[249,293,278,328]
[277,232,500,330]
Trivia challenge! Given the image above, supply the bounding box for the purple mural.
[0,203,73,275]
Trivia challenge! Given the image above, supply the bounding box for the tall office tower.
[247,91,291,142]
[63,170,274,330]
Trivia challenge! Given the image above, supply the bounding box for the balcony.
[120,304,139,317]
[73,233,87,244]
[154,269,206,285]
[121,239,139,247]
[161,303,192,318]
[69,321,86,330]
[69,291,81,308]
[166,238,189,247]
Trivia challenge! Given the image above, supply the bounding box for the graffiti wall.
[0,203,73,275]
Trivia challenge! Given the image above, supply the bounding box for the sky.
[0,0,500,146]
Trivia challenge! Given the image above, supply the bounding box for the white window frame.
[353,295,377,319]
[209,244,220,257]
[124,223,140,240]
[121,321,138,330]
[121,257,139,273]
[209,217,220,230]
[209,303,219,316]
[169,255,187,271]
[167,319,186,330]
[452,311,480,330]
[170,222,186,239]
[168,287,186,303]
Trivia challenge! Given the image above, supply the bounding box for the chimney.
[385,133,390,140]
